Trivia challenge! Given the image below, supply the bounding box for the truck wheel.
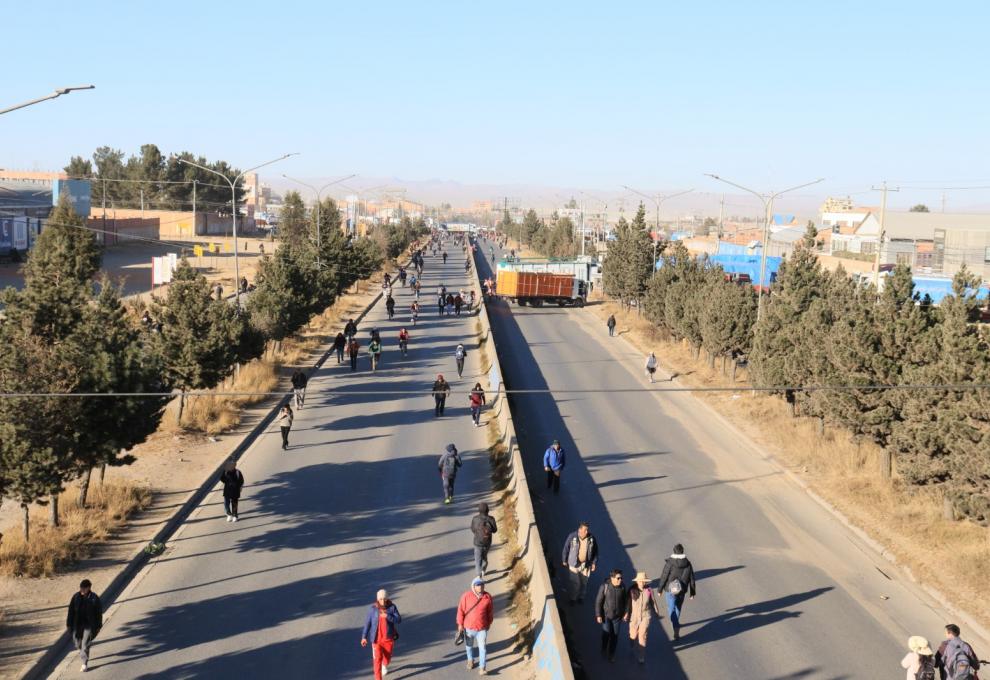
[574,298,586,307]
[517,299,526,306]
[557,300,566,307]
[532,299,544,307]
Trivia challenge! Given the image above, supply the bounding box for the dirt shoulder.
[585,295,990,633]
[0,273,384,680]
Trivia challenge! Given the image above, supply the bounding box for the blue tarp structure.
[669,231,692,241]
[708,254,781,287]
[909,276,990,304]
[716,241,758,256]
[772,214,795,226]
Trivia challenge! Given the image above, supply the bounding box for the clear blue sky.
[4,0,990,206]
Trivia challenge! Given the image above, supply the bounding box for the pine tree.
[625,205,655,307]
[701,276,758,372]
[750,245,827,414]
[247,241,316,346]
[152,260,245,423]
[643,241,689,331]
[278,191,310,249]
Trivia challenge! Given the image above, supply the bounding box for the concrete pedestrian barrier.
[470,247,574,680]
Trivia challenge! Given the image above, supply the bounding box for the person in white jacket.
[644,352,658,383]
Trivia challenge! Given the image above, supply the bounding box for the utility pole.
[192,180,198,235]
[941,191,946,213]
[718,194,725,238]
[871,181,900,289]
[102,179,107,246]
[140,188,145,218]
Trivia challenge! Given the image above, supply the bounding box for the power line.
[0,383,988,399]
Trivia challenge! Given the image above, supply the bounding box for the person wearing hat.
[438,444,463,504]
[471,502,498,577]
[432,374,451,417]
[901,635,935,680]
[542,440,566,495]
[361,588,401,680]
[626,571,661,664]
[456,577,494,675]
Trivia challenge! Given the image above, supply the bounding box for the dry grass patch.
[592,298,990,626]
[0,483,151,578]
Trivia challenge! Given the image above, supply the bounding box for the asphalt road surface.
[476,236,987,680]
[48,243,528,679]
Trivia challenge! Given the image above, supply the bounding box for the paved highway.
[476,236,986,679]
[48,243,529,679]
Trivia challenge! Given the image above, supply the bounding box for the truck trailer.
[496,270,587,307]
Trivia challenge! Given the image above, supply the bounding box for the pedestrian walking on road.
[595,569,629,663]
[442,250,448,264]
[543,440,565,495]
[471,502,497,577]
[445,293,455,316]
[607,314,617,337]
[410,301,420,325]
[385,295,396,320]
[361,588,401,680]
[627,571,660,664]
[291,369,308,409]
[219,459,245,522]
[936,624,981,680]
[433,374,451,417]
[369,337,382,371]
[66,579,102,673]
[454,293,464,316]
[278,404,294,450]
[414,280,421,300]
[562,522,598,605]
[469,383,485,427]
[455,343,467,378]
[333,332,346,364]
[657,543,696,641]
[437,292,446,317]
[438,443,462,504]
[457,577,494,675]
[645,352,658,383]
[398,328,410,357]
[344,318,358,340]
[348,337,361,371]
[901,636,936,680]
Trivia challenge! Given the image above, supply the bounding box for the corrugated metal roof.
[878,211,990,240]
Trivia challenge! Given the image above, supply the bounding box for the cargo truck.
[496,270,587,307]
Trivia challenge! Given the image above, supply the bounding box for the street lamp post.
[622,186,694,269]
[178,153,299,307]
[0,85,95,116]
[704,174,824,320]
[282,174,357,269]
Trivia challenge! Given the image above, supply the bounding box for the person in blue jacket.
[543,439,566,495]
[361,588,401,680]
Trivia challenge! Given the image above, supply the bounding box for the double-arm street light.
[282,174,357,268]
[704,173,824,320]
[178,153,299,307]
[1,85,95,116]
[622,186,695,269]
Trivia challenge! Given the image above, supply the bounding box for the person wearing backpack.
[470,502,498,577]
[901,636,937,680]
[438,443,462,504]
[657,543,696,640]
[627,571,661,664]
[454,343,467,378]
[936,624,981,680]
[561,522,598,605]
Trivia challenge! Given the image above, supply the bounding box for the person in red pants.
[361,588,401,679]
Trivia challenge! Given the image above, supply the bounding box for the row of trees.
[529,203,990,523]
[0,193,422,543]
[64,144,244,212]
[499,209,580,258]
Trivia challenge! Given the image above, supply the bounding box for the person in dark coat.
[470,502,498,577]
[66,579,102,672]
[595,569,629,662]
[344,318,358,340]
[333,332,346,364]
[220,459,245,522]
[657,543,696,640]
[606,314,617,337]
[438,443,462,504]
[432,374,451,417]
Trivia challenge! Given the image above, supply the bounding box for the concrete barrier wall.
[470,247,574,680]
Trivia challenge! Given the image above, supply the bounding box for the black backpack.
[915,655,936,680]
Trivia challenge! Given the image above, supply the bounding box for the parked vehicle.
[496,271,587,307]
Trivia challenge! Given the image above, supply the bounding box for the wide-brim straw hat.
[908,636,933,655]
[633,571,649,583]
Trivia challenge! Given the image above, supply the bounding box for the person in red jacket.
[457,577,494,675]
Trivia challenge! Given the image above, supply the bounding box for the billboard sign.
[52,179,92,218]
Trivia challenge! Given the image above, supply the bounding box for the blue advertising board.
[52,179,92,218]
